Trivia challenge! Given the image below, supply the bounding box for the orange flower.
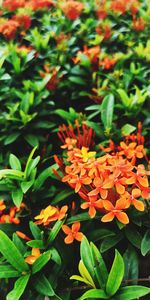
[62,222,83,244]
[73,46,100,65]
[61,138,77,150]
[35,205,68,225]
[61,0,84,20]
[0,200,6,213]
[81,195,103,218]
[88,177,111,199]
[99,57,116,70]
[26,0,54,10]
[126,189,145,211]
[101,199,129,224]
[0,19,19,40]
[2,0,25,11]
[12,14,31,30]
[25,248,41,265]
[69,174,92,193]
[119,142,145,159]
[133,17,145,31]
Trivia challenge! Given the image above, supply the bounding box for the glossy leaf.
[32,250,51,274]
[106,250,124,296]
[115,286,150,300]
[79,289,108,299]
[6,274,30,300]
[141,229,150,256]
[0,230,29,272]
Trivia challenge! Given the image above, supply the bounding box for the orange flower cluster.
[61,1,84,21]
[2,0,54,11]
[0,19,19,40]
[99,56,117,70]
[73,46,100,66]
[110,0,140,16]
[35,204,68,225]
[0,202,25,224]
[0,14,31,39]
[96,24,111,41]
[40,65,60,91]
[55,124,150,225]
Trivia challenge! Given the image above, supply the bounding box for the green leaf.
[79,289,108,299]
[9,154,21,171]
[67,212,92,224]
[12,189,23,208]
[50,247,61,265]
[4,133,20,145]
[0,230,29,272]
[123,246,138,284]
[80,237,95,282]
[90,242,108,289]
[47,220,65,245]
[24,134,39,147]
[29,221,41,240]
[101,94,114,132]
[52,189,74,205]
[117,89,130,107]
[13,233,26,255]
[24,147,37,178]
[69,76,86,85]
[121,124,136,136]
[100,233,123,253]
[21,180,34,193]
[125,227,142,249]
[141,229,150,256]
[34,274,55,296]
[106,250,124,296]
[33,165,58,191]
[27,240,44,249]
[32,250,51,274]
[6,274,30,300]
[0,265,21,278]
[115,286,150,300]
[25,156,40,178]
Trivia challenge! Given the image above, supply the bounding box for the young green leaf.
[6,274,30,300]
[0,230,29,272]
[12,189,23,208]
[101,94,114,132]
[9,154,21,171]
[106,250,124,296]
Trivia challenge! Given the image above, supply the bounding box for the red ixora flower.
[0,19,19,40]
[2,0,25,11]
[133,17,145,31]
[62,222,84,244]
[12,14,31,31]
[26,0,54,10]
[61,0,84,20]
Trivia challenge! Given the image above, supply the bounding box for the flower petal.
[101,212,114,222]
[116,212,129,224]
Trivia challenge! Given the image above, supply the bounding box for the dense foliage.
[0,0,150,299]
